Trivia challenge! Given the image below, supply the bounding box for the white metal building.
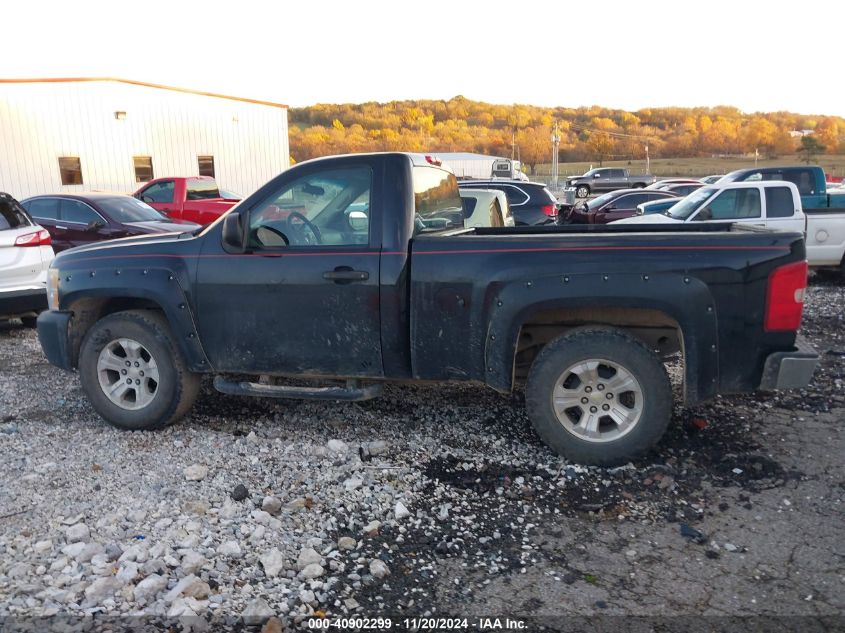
[0,78,289,200]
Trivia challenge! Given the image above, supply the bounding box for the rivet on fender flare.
[562,276,570,283]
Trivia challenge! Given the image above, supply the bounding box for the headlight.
[47,268,60,311]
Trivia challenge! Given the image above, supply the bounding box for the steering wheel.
[286,211,322,245]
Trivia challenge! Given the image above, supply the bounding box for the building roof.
[0,77,288,109]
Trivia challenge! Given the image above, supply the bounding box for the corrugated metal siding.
[0,81,289,200]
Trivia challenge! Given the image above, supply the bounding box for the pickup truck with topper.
[134,176,239,226]
[37,153,818,465]
[566,168,658,199]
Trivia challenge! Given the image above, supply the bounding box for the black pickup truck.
[37,153,818,465]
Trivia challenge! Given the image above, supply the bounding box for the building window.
[198,155,215,178]
[58,157,83,185]
[133,156,154,183]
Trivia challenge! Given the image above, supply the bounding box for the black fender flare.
[61,265,211,372]
[483,271,719,403]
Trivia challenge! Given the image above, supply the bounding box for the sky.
[3,0,844,117]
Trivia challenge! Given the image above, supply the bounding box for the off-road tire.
[526,328,672,466]
[79,310,201,430]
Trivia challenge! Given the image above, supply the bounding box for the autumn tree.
[798,135,826,164]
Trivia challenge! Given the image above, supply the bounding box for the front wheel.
[78,310,201,430]
[575,185,590,198]
[525,328,672,466]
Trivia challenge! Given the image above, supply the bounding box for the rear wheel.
[78,310,200,430]
[575,185,590,198]
[525,328,672,466]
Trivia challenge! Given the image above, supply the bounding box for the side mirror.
[695,208,713,221]
[221,213,245,252]
[85,220,105,232]
[140,195,154,203]
[348,210,369,231]
[594,173,601,178]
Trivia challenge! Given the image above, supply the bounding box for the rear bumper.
[0,288,47,318]
[758,335,819,391]
[36,310,73,370]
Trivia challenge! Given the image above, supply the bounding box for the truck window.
[765,187,795,218]
[701,188,761,220]
[186,179,221,200]
[140,181,175,204]
[250,166,372,247]
[610,169,626,178]
[780,170,815,196]
[413,166,463,231]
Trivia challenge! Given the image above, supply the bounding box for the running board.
[213,376,383,401]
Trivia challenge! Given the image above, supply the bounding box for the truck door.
[763,185,805,233]
[136,180,178,220]
[195,161,383,377]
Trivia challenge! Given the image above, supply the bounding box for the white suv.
[0,192,55,326]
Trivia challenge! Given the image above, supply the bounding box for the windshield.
[218,188,241,200]
[585,191,617,211]
[97,197,168,222]
[583,169,599,177]
[667,188,716,220]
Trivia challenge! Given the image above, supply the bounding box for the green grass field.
[532,155,845,180]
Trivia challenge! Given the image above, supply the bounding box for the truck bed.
[410,223,805,402]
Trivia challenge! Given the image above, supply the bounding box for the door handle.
[323,268,369,282]
[55,225,68,230]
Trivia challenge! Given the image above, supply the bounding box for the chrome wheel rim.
[97,338,160,410]
[551,358,644,443]
[577,187,588,198]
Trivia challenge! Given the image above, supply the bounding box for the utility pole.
[645,144,650,175]
[551,123,560,190]
[755,147,759,166]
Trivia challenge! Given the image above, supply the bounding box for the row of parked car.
[449,165,845,274]
[0,177,242,325]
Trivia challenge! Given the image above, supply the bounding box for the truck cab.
[720,165,845,210]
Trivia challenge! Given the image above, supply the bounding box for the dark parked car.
[21,194,200,252]
[458,180,558,225]
[656,182,704,196]
[563,189,678,224]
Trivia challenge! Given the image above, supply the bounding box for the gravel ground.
[0,275,843,632]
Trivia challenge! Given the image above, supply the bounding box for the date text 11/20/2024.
[306,617,528,630]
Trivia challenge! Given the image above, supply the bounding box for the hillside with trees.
[289,97,845,173]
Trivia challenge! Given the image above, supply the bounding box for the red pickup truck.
[133,177,240,226]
